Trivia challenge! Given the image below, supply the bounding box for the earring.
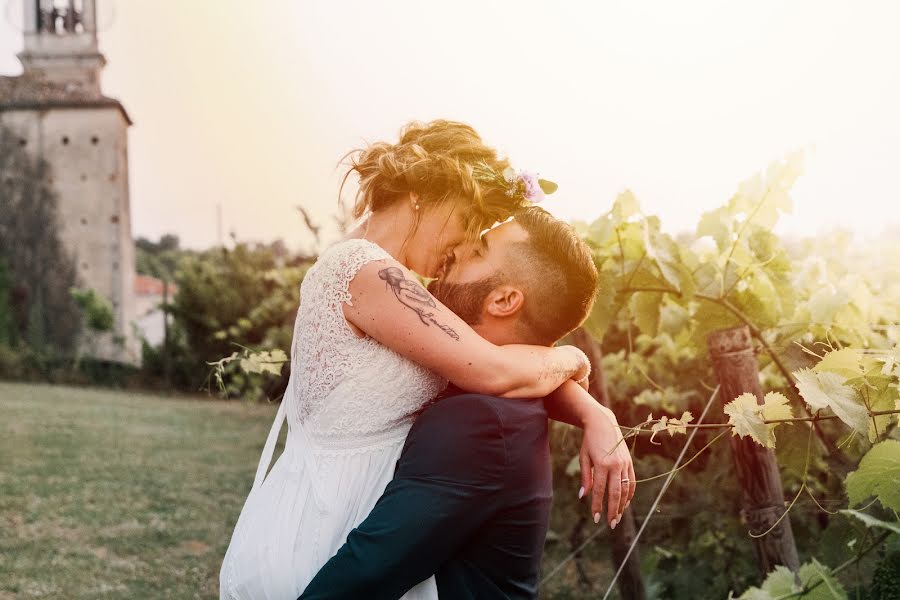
[414,202,420,211]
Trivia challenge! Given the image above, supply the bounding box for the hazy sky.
[2,1,899,249]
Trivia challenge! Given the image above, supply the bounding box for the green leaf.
[737,558,847,600]
[877,345,900,376]
[239,355,261,374]
[611,190,640,223]
[814,348,866,380]
[642,224,683,292]
[581,270,619,340]
[723,392,792,448]
[794,368,869,435]
[776,416,826,479]
[658,299,691,336]
[724,393,773,448]
[238,349,287,376]
[586,214,615,245]
[845,439,900,512]
[629,291,662,337]
[806,285,850,328]
[696,206,732,251]
[795,558,847,600]
[761,391,794,445]
[690,300,739,350]
[538,178,558,194]
[667,410,694,436]
[693,261,724,297]
[743,270,781,327]
[839,509,900,536]
[737,565,796,599]
[732,152,802,232]
[866,384,899,442]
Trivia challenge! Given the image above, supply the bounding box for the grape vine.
[566,151,899,598]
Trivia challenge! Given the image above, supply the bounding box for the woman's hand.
[578,408,635,528]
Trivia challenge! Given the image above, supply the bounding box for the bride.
[219,120,592,599]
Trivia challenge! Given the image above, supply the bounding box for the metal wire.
[539,385,721,598]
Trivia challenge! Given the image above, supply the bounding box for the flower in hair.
[517,171,545,203]
[473,161,558,205]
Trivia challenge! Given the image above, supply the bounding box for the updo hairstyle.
[341,120,529,242]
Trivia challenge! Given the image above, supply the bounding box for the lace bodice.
[285,238,447,438]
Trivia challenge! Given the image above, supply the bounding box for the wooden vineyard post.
[707,326,800,576]
[571,328,647,600]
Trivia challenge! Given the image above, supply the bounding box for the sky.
[1,0,899,250]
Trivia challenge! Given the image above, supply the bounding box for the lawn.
[0,381,280,599]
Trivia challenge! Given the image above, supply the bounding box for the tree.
[136,234,188,281]
[0,258,14,346]
[0,125,80,353]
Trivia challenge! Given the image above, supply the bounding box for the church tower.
[0,0,140,364]
[19,0,106,90]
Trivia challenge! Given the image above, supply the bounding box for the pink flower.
[517,171,545,203]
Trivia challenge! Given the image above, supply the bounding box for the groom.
[299,207,632,599]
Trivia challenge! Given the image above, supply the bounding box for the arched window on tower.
[38,0,85,34]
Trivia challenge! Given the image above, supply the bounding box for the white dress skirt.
[219,239,447,600]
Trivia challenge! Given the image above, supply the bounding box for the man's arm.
[544,378,613,427]
[298,394,507,600]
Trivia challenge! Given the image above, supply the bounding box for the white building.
[0,0,139,364]
[134,275,177,348]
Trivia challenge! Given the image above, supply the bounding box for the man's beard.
[428,275,503,326]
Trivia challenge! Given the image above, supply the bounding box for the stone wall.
[0,105,140,364]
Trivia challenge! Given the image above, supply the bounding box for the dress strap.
[252,398,287,492]
[251,387,330,513]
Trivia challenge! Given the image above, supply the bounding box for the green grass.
[0,381,279,599]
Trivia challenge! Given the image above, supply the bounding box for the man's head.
[428,207,598,346]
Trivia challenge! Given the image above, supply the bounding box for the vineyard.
[2,0,899,596]
[537,152,900,599]
[210,152,900,598]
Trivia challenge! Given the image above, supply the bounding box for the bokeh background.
[1,2,899,599]
[3,0,899,247]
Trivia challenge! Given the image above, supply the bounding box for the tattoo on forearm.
[378,267,461,341]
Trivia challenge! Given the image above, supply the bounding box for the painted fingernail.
[578,486,585,500]
[611,517,618,529]
[593,512,600,524]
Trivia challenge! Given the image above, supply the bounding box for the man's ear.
[485,285,525,319]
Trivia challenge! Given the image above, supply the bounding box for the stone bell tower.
[18,0,106,89]
[0,0,140,364]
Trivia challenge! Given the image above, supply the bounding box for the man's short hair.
[507,207,598,345]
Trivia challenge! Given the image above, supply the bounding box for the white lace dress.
[219,239,447,600]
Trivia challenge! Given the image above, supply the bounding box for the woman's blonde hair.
[340,120,529,242]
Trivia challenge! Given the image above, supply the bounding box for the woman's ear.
[486,285,525,319]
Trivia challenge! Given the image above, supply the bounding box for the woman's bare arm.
[343,259,589,398]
